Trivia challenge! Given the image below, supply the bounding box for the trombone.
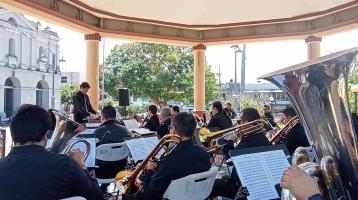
[199,119,272,149]
[268,115,299,145]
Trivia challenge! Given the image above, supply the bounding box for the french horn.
[260,47,358,199]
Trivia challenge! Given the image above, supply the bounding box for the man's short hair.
[172,105,180,113]
[263,104,270,109]
[11,104,51,144]
[101,106,117,119]
[48,109,57,131]
[212,101,223,112]
[283,106,297,117]
[171,112,196,137]
[241,108,260,122]
[80,82,90,89]
[226,102,232,106]
[161,107,171,118]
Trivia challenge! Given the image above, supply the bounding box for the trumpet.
[115,134,181,195]
[268,115,299,145]
[199,119,272,148]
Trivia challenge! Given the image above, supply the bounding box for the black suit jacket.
[0,145,103,200]
[208,113,233,130]
[134,140,211,200]
[224,131,271,156]
[157,118,171,138]
[72,91,96,123]
[144,114,160,132]
[285,123,310,155]
[94,120,131,178]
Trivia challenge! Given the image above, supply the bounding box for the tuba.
[115,134,181,195]
[47,111,91,161]
[199,119,272,148]
[268,115,299,145]
[260,47,358,199]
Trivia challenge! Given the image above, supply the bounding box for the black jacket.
[208,113,233,130]
[157,118,171,138]
[94,120,131,178]
[224,131,271,156]
[72,91,96,123]
[285,123,310,155]
[264,112,278,127]
[0,145,103,200]
[144,114,160,132]
[131,140,211,200]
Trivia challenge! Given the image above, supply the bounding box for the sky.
[26,15,358,84]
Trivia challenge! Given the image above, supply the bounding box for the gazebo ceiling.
[70,0,354,27]
[1,0,358,45]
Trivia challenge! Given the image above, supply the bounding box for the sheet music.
[72,137,96,168]
[131,128,155,135]
[231,150,289,200]
[123,119,140,129]
[125,136,160,163]
[85,123,101,128]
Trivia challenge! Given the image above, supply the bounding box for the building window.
[9,38,15,57]
[39,46,45,61]
[61,76,68,83]
[8,17,18,26]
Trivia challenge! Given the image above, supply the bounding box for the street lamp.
[230,45,241,85]
[41,49,66,108]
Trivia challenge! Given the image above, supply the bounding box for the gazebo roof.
[1,0,358,45]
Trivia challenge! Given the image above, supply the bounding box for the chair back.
[163,167,218,200]
[96,142,129,162]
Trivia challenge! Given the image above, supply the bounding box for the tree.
[60,82,79,112]
[102,42,219,106]
[60,82,79,104]
[348,60,358,112]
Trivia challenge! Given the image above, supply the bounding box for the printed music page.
[72,137,96,168]
[123,119,140,129]
[125,136,160,163]
[231,150,289,200]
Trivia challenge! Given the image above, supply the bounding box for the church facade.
[0,9,62,117]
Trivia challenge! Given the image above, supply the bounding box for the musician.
[263,104,278,127]
[210,108,271,199]
[207,101,233,130]
[142,105,160,132]
[72,82,98,123]
[225,102,237,119]
[125,112,211,200]
[0,104,103,200]
[171,105,180,117]
[281,106,310,155]
[94,106,131,192]
[157,107,171,138]
[281,165,323,200]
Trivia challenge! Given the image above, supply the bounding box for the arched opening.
[36,80,49,109]
[4,77,21,117]
[9,38,15,57]
[8,17,17,26]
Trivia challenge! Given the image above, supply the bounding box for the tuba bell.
[47,111,91,161]
[260,47,358,199]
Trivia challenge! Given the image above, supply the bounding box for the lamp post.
[42,48,65,109]
[230,45,241,85]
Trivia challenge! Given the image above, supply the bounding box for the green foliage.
[241,99,263,111]
[348,60,358,112]
[99,97,113,108]
[101,42,219,105]
[60,82,80,104]
[117,105,147,117]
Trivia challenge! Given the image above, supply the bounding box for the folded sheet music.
[131,128,155,135]
[231,149,289,200]
[125,136,161,163]
[123,119,140,129]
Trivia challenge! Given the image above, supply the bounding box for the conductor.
[72,82,98,123]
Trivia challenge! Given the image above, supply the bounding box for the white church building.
[0,8,62,117]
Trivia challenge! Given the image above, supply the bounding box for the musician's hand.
[69,149,86,169]
[280,165,321,200]
[228,134,238,142]
[135,178,144,188]
[146,159,158,171]
[89,113,97,119]
[74,126,85,134]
